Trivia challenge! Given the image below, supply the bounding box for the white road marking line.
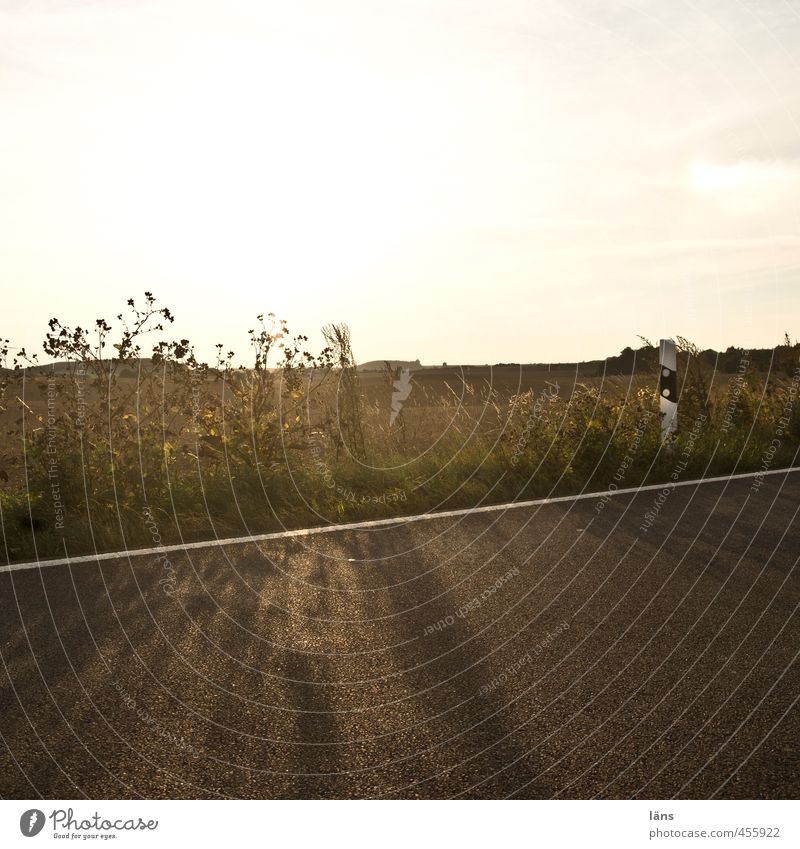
[2,466,798,574]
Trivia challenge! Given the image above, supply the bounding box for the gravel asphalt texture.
[1,472,798,799]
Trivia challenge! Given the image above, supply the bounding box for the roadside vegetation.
[1,294,798,562]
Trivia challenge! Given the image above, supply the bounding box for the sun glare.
[110,45,422,302]
[690,161,745,192]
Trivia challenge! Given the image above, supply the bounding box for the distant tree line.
[602,339,798,376]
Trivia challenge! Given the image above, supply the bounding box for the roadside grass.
[1,300,798,562]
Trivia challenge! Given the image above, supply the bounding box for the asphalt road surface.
[1,472,798,799]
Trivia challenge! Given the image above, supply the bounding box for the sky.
[1,0,799,365]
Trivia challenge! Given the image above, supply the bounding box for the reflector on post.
[659,338,678,440]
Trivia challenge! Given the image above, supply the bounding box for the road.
[1,471,798,799]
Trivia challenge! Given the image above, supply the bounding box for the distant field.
[0,362,728,481]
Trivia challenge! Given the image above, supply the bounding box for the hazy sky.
[1,0,799,365]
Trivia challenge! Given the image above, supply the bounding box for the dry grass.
[1,302,798,562]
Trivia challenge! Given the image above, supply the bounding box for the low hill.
[357,359,424,372]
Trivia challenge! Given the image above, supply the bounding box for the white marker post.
[659,338,678,440]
